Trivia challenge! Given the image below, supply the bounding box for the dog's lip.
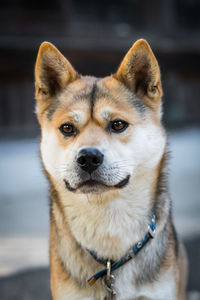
[114,175,130,188]
[64,179,106,192]
[64,180,77,192]
[64,175,130,192]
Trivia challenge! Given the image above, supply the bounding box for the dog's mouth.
[64,175,130,193]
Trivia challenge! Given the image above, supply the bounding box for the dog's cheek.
[103,140,135,177]
[130,123,166,168]
[40,129,67,180]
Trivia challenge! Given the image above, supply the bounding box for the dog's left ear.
[115,39,162,107]
[35,42,78,102]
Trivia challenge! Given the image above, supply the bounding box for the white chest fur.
[114,265,176,300]
[62,186,151,261]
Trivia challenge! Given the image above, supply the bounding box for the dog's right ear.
[114,39,162,109]
[35,42,78,102]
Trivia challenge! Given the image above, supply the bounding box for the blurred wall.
[0,0,200,137]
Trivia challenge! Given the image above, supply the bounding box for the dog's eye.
[110,119,128,133]
[59,123,77,136]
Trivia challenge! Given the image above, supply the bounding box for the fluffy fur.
[35,39,187,300]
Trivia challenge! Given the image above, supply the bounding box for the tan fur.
[35,39,187,300]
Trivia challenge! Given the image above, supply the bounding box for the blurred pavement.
[0,137,49,276]
[0,128,200,296]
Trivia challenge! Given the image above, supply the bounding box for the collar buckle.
[148,212,156,238]
[148,225,156,238]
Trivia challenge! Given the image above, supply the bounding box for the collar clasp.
[103,260,116,296]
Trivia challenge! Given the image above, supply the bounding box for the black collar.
[87,212,156,286]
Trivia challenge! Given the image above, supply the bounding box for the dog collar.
[87,212,156,287]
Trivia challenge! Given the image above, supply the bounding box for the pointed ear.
[35,42,78,101]
[115,39,162,107]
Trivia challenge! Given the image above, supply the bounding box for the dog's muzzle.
[64,147,130,192]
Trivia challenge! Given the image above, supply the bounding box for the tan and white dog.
[35,39,187,300]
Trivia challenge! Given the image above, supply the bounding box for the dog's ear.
[115,39,162,107]
[35,42,78,102]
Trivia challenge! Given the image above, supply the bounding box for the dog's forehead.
[48,75,144,122]
[92,77,146,119]
[58,76,97,107]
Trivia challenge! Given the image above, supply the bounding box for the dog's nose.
[77,148,104,174]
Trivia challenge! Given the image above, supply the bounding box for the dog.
[35,39,187,300]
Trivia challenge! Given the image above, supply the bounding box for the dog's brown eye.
[59,123,76,136]
[110,120,128,133]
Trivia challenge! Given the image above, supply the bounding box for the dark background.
[0,0,200,137]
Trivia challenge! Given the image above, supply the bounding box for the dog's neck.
[50,155,168,261]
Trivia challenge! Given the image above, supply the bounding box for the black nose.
[77,148,104,174]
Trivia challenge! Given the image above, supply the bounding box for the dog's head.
[35,40,166,194]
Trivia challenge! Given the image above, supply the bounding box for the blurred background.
[0,0,200,299]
